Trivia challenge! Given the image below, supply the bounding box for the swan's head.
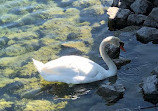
[102,36,125,52]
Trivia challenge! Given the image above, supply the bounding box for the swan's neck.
[99,40,117,77]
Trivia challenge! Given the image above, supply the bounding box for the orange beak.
[120,45,126,52]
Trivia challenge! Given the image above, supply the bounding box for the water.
[0,0,158,111]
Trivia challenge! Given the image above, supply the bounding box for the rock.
[116,108,132,111]
[151,66,158,76]
[144,8,158,28]
[112,0,134,9]
[141,75,158,104]
[1,81,24,94]
[155,0,158,6]
[21,88,41,98]
[127,14,147,26]
[136,27,158,43]
[0,37,9,47]
[97,83,125,103]
[105,44,120,59]
[113,57,131,69]
[107,7,131,30]
[130,0,153,15]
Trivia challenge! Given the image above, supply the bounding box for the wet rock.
[127,14,147,26]
[97,83,125,103]
[141,75,158,104]
[107,7,131,30]
[1,81,24,94]
[144,8,158,28]
[151,66,158,76]
[155,0,158,7]
[0,37,9,47]
[116,108,132,111]
[130,0,153,15]
[112,0,134,9]
[113,57,131,69]
[21,88,41,99]
[105,44,120,59]
[136,27,158,43]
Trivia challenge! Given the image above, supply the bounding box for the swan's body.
[32,36,125,84]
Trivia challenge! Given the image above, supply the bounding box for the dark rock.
[0,37,9,47]
[1,81,24,94]
[116,108,132,111]
[155,0,158,7]
[127,14,147,26]
[136,27,158,43]
[130,0,153,15]
[105,44,120,59]
[97,83,125,103]
[112,0,135,9]
[107,7,131,30]
[141,75,158,104]
[113,57,131,69]
[151,66,158,76]
[144,8,158,28]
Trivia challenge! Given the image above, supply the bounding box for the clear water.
[0,0,158,111]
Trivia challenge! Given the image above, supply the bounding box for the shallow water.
[0,0,158,111]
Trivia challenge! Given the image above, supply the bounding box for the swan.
[32,36,125,84]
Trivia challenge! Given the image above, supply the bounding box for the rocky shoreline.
[106,0,158,107]
[108,0,158,43]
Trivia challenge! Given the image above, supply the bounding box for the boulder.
[140,75,158,104]
[136,27,158,43]
[113,57,131,69]
[127,14,147,26]
[107,7,131,30]
[144,8,158,28]
[97,83,125,103]
[130,0,153,15]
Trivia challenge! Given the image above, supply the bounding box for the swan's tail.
[32,58,44,73]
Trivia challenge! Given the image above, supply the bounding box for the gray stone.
[97,83,125,103]
[130,0,152,14]
[127,14,147,25]
[151,66,158,76]
[0,37,9,47]
[136,27,158,43]
[107,7,131,30]
[113,57,131,69]
[144,8,158,28]
[141,75,158,104]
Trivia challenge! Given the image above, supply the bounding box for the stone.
[136,27,158,43]
[130,0,152,15]
[107,7,131,30]
[141,75,158,104]
[155,0,158,6]
[151,66,158,76]
[127,14,147,26]
[113,57,131,69]
[97,83,125,103]
[144,8,158,28]
[0,37,9,47]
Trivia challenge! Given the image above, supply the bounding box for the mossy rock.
[73,0,101,8]
[0,99,13,111]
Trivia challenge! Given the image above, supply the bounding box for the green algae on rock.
[0,99,13,111]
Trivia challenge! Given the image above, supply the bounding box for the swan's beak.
[120,45,126,52]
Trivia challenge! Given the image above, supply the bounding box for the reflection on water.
[0,0,158,111]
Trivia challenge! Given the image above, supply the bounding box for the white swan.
[32,36,125,84]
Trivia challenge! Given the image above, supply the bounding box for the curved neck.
[99,40,117,77]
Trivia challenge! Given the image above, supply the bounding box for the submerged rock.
[0,37,9,47]
[140,75,158,104]
[151,66,158,76]
[97,83,125,103]
[116,108,132,111]
[113,57,131,69]
[144,8,158,28]
[136,26,158,43]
